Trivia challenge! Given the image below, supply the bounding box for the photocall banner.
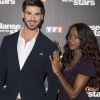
[0,0,100,99]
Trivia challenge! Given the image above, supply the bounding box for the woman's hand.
[49,50,62,77]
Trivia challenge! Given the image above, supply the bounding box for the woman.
[50,23,100,100]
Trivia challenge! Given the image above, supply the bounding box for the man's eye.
[25,12,31,15]
[35,13,41,16]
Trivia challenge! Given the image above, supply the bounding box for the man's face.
[22,6,43,30]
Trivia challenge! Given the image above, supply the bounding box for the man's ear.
[41,14,43,21]
[21,11,24,19]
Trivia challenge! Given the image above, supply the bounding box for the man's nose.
[31,14,35,20]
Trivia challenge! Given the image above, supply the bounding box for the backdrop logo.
[62,0,95,6]
[86,92,100,97]
[89,25,100,36]
[0,0,15,4]
[0,22,21,34]
[41,0,48,3]
[46,26,63,33]
[85,86,100,97]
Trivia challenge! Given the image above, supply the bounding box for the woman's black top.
[59,56,96,100]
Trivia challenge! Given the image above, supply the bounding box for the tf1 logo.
[46,26,63,33]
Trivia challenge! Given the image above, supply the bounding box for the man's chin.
[27,26,37,31]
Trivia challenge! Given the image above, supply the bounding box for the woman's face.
[67,27,80,51]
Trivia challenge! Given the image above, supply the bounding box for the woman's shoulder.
[78,55,96,77]
[80,55,93,65]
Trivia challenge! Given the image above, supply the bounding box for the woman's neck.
[70,49,82,65]
[74,49,82,59]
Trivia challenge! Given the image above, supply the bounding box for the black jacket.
[0,31,58,100]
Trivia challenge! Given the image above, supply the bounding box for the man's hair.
[22,0,45,16]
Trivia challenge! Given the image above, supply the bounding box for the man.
[0,0,58,100]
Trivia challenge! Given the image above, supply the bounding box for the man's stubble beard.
[23,18,41,31]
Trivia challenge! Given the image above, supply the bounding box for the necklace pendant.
[64,65,71,71]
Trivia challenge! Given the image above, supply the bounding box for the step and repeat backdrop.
[0,0,100,99]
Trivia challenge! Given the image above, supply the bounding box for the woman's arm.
[50,51,90,99]
[57,73,89,99]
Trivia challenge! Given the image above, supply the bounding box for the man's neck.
[21,27,39,43]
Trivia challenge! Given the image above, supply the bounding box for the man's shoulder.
[39,32,58,52]
[39,31,54,45]
[1,31,19,45]
[6,31,19,38]
[3,31,19,40]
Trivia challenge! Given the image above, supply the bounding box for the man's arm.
[45,42,59,100]
[45,57,58,100]
[0,37,7,91]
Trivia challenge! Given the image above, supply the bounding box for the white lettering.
[89,25,100,36]
[0,0,15,4]
[0,22,21,34]
[62,0,95,6]
[87,92,100,97]
[46,26,63,33]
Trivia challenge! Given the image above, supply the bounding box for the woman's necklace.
[64,56,82,71]
[64,62,77,71]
